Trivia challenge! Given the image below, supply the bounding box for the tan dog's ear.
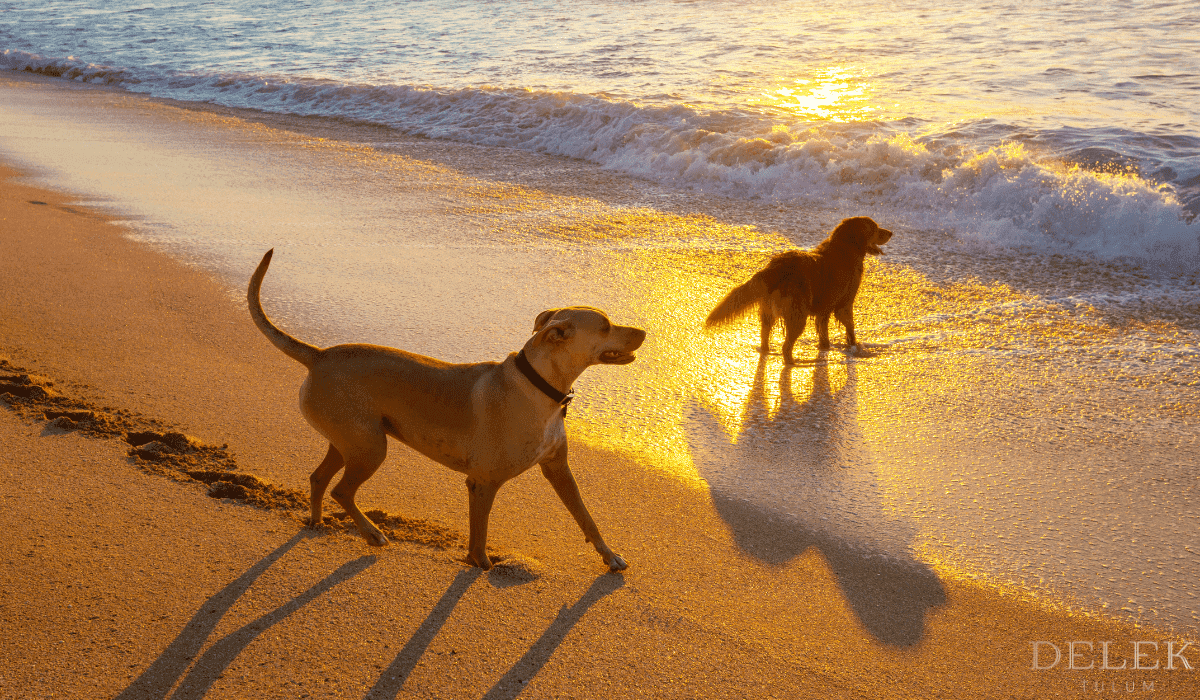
[533,309,560,333]
[537,319,575,345]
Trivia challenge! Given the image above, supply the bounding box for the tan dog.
[705,216,893,363]
[247,250,645,571]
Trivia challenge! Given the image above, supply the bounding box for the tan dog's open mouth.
[866,244,885,255]
[599,350,637,364]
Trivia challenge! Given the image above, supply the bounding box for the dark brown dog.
[705,216,893,363]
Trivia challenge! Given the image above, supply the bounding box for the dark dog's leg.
[308,443,344,527]
[815,314,832,350]
[329,433,390,547]
[781,306,808,364]
[757,307,775,354]
[465,477,500,570]
[835,305,857,348]
[540,448,626,571]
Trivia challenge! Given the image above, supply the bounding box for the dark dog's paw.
[847,343,883,358]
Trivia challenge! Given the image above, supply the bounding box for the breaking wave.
[5,49,1199,272]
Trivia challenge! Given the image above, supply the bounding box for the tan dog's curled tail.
[705,273,768,330]
[247,249,321,368]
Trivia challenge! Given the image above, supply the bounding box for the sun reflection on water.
[552,232,1154,496]
[557,241,1039,490]
[464,169,1190,496]
[753,66,882,122]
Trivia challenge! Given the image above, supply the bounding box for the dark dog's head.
[532,306,646,366]
[830,216,893,256]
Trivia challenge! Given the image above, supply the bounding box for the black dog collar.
[515,350,574,409]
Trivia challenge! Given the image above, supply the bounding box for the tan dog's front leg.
[465,477,500,570]
[540,449,626,572]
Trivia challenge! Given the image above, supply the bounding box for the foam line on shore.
[5,54,1198,272]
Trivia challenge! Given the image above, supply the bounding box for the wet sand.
[3,155,1199,700]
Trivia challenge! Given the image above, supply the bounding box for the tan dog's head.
[531,306,646,366]
[830,216,893,256]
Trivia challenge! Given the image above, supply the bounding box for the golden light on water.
[457,161,1195,499]
[553,238,1046,488]
[553,234,1177,494]
[754,66,881,121]
[462,183,1053,488]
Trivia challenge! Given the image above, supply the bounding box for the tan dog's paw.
[363,529,389,547]
[467,551,493,570]
[605,552,628,572]
[305,516,335,532]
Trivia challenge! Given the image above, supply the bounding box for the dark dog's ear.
[536,319,575,345]
[533,309,559,333]
[831,217,861,240]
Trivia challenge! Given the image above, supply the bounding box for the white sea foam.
[8,48,1198,274]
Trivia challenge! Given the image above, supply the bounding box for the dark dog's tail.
[247,249,321,368]
[705,273,769,330]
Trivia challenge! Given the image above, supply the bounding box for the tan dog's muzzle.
[599,327,646,364]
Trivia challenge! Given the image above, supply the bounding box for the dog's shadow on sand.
[686,354,945,647]
[114,532,618,700]
[115,532,376,700]
[365,570,623,700]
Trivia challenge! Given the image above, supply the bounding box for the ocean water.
[3,0,1199,271]
[2,0,1199,636]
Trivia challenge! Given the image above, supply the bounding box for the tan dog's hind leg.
[540,449,627,572]
[465,477,500,570]
[329,433,390,547]
[308,443,344,527]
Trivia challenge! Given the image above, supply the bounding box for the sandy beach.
[1,72,1198,698]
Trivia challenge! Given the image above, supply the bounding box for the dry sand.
[1,164,1197,699]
